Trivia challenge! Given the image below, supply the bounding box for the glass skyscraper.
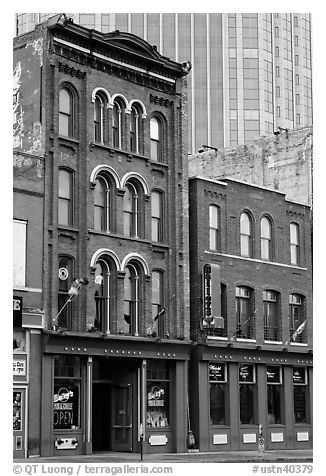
[15,13,312,153]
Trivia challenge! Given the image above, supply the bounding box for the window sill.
[57,225,79,233]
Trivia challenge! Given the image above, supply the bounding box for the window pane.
[210,384,226,425]
[150,118,159,140]
[13,220,27,287]
[294,387,308,423]
[240,213,250,234]
[241,235,250,257]
[240,384,255,424]
[59,89,70,114]
[261,217,271,238]
[59,115,69,137]
[59,170,71,199]
[58,200,69,226]
[267,385,282,424]
[209,206,218,228]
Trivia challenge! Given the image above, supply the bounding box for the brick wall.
[189,126,313,206]
[189,177,312,348]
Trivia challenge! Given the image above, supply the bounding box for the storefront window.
[267,366,283,424]
[293,367,309,424]
[146,361,170,428]
[209,363,228,425]
[13,391,22,431]
[53,356,82,430]
[239,364,256,424]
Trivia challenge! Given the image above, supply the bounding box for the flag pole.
[52,277,88,330]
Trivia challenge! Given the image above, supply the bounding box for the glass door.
[111,384,132,451]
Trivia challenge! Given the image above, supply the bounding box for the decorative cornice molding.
[58,61,86,78]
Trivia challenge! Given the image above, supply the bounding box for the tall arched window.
[152,270,164,338]
[290,223,300,265]
[94,176,111,232]
[112,99,124,148]
[209,205,220,251]
[240,212,252,257]
[289,294,306,343]
[150,117,162,162]
[58,169,73,226]
[130,105,142,154]
[124,182,139,238]
[93,259,111,333]
[261,216,272,261]
[236,286,255,339]
[94,93,106,143]
[58,255,74,330]
[151,190,164,242]
[59,87,74,137]
[263,290,280,341]
[123,264,140,336]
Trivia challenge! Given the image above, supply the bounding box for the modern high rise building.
[15,13,313,154]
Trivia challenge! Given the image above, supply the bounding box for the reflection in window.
[112,100,123,148]
[150,117,162,162]
[58,169,73,226]
[130,105,142,154]
[152,270,164,338]
[209,205,220,251]
[151,191,163,242]
[240,212,252,257]
[123,264,139,335]
[290,223,299,265]
[94,176,111,232]
[261,216,272,260]
[147,360,170,428]
[58,256,74,330]
[59,88,74,137]
[53,356,81,430]
[124,183,139,238]
[239,385,255,424]
[94,260,111,333]
[289,294,306,343]
[264,291,280,341]
[236,286,255,339]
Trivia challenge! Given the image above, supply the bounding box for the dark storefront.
[40,332,190,456]
[190,345,313,452]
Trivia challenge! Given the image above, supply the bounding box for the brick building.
[189,126,313,206]
[188,176,312,451]
[13,15,191,457]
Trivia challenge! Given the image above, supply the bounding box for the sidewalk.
[14,449,313,464]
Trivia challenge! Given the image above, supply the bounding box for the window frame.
[112,99,124,149]
[289,293,306,343]
[58,168,74,227]
[290,222,300,266]
[240,212,253,258]
[123,263,140,336]
[129,104,142,154]
[260,215,273,261]
[209,205,220,251]
[58,255,74,330]
[236,286,255,340]
[59,86,75,138]
[150,116,163,162]
[13,219,27,288]
[151,190,164,243]
[94,92,107,143]
[123,182,140,239]
[263,290,281,341]
[94,175,111,233]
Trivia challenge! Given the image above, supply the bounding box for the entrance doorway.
[92,357,138,453]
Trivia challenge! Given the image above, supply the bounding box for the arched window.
[130,104,142,154]
[289,294,306,343]
[123,263,140,336]
[93,259,111,333]
[236,286,255,339]
[123,182,139,238]
[59,87,74,137]
[261,216,272,261]
[58,256,74,330]
[263,290,281,341]
[240,212,252,257]
[151,190,164,242]
[290,223,300,265]
[152,270,164,338]
[209,205,220,251]
[58,169,73,226]
[112,99,124,148]
[150,117,162,162]
[94,176,111,232]
[94,93,106,143]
